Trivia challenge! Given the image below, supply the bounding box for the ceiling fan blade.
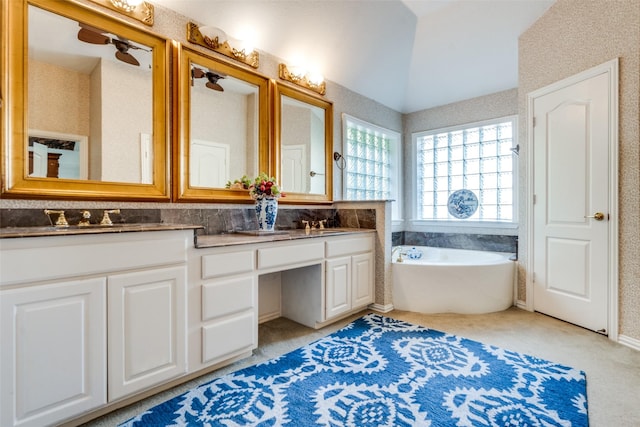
[115,50,140,66]
[206,81,224,92]
[209,70,226,79]
[77,27,110,45]
[192,67,205,79]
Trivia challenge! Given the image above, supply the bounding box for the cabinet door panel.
[325,257,351,318]
[352,252,374,308]
[108,266,186,401]
[0,278,106,427]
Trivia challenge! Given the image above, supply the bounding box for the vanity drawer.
[202,311,256,364]
[201,250,255,279]
[325,235,374,258]
[257,242,324,270]
[202,276,255,321]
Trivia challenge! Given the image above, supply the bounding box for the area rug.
[119,314,588,426]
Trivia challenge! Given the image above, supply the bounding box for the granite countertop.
[195,228,375,248]
[0,223,204,239]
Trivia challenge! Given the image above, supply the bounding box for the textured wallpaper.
[519,0,640,342]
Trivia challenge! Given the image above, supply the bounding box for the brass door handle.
[585,212,605,221]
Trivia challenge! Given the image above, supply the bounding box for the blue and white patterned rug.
[120,314,588,426]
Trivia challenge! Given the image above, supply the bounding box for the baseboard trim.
[618,334,640,351]
[516,300,530,311]
[369,303,394,313]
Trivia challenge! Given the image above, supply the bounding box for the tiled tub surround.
[0,207,376,234]
[394,231,518,255]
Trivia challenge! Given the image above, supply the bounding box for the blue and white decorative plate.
[448,189,478,219]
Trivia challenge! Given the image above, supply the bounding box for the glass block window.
[343,114,400,219]
[414,116,516,222]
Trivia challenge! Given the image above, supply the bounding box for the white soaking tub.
[392,246,515,314]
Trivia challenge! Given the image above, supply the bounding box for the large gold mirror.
[1,0,170,200]
[275,83,333,203]
[174,46,270,202]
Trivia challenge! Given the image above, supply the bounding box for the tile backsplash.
[0,207,376,235]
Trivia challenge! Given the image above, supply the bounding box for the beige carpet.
[83,307,640,427]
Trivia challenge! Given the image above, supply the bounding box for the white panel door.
[108,266,186,400]
[282,144,307,193]
[0,278,106,427]
[190,139,230,188]
[29,142,48,177]
[533,68,612,333]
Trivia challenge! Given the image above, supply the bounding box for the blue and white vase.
[255,197,278,232]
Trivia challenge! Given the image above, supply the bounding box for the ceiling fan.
[191,66,226,91]
[77,24,148,66]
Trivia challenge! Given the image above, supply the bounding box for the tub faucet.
[392,246,404,263]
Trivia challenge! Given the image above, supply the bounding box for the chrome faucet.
[100,209,121,226]
[44,209,68,227]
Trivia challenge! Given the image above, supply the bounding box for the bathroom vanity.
[0,226,375,426]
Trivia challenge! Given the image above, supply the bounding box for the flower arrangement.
[249,172,283,200]
[225,175,252,190]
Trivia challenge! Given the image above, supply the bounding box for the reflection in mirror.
[2,0,170,201]
[175,47,270,202]
[189,64,258,188]
[28,4,152,183]
[276,83,333,203]
[280,95,326,194]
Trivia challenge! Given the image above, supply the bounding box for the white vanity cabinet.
[0,229,191,427]
[0,278,106,427]
[325,235,375,320]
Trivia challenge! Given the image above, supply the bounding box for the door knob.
[585,212,605,221]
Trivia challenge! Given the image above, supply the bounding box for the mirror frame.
[1,0,171,201]
[274,82,333,204]
[173,45,271,203]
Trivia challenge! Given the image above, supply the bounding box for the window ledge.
[407,219,518,236]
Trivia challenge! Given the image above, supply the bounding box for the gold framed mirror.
[274,83,333,203]
[173,45,270,203]
[1,0,170,201]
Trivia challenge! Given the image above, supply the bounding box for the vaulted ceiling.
[153,0,556,113]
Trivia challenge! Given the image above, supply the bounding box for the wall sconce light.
[88,0,154,26]
[187,22,259,69]
[279,63,326,96]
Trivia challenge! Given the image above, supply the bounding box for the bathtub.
[392,246,515,314]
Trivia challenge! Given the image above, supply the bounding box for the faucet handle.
[318,219,327,229]
[44,209,68,227]
[100,209,121,226]
[78,210,91,226]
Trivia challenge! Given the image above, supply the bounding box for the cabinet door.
[108,266,186,401]
[352,252,374,308]
[0,278,106,427]
[325,257,351,319]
